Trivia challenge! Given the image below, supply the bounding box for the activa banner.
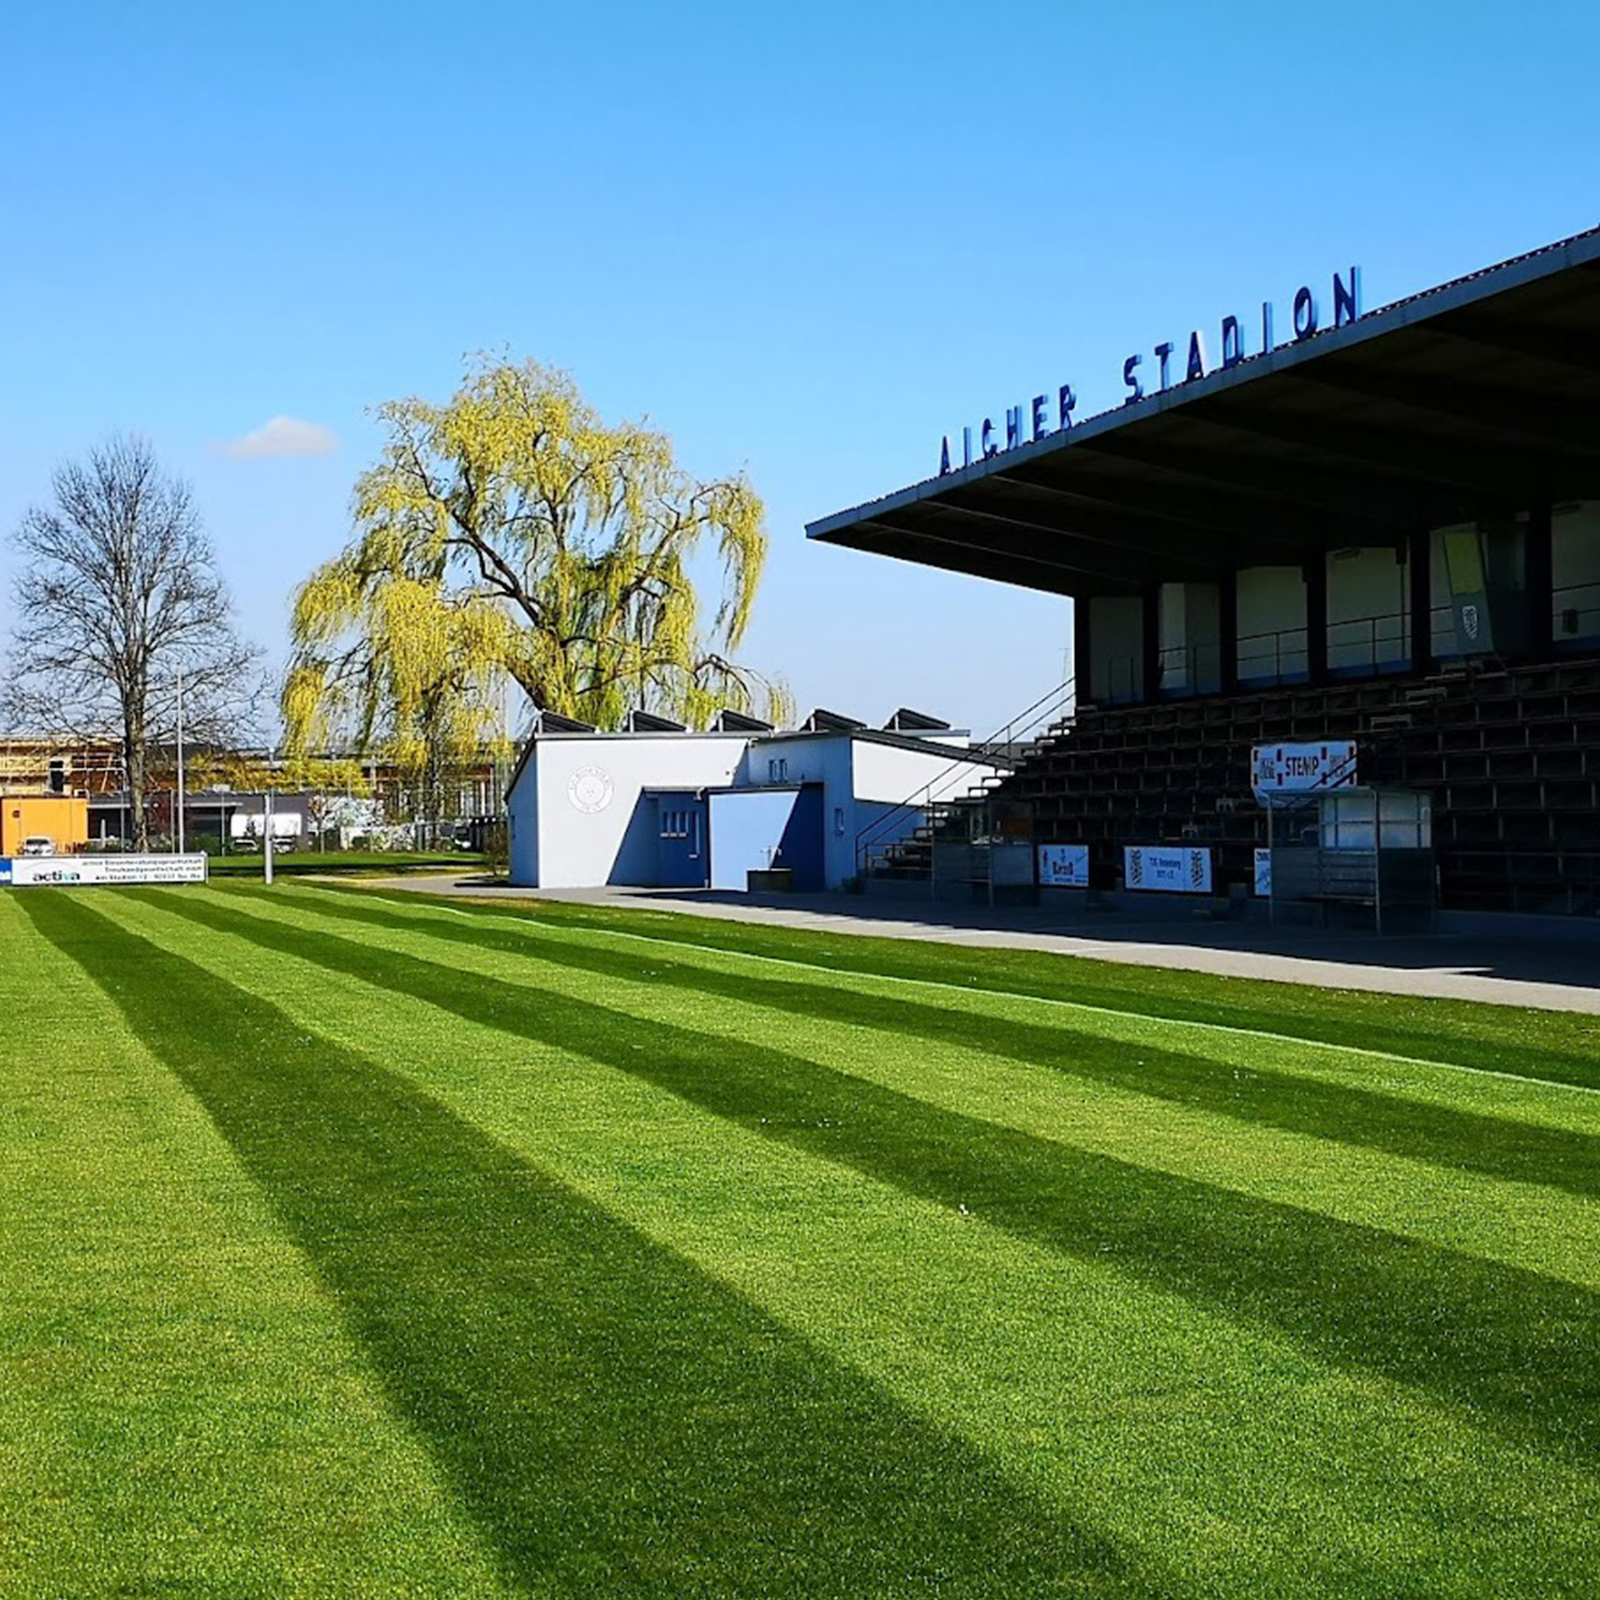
[1037,843,1090,888]
[4,854,209,887]
[1123,845,1213,894]
[1250,741,1357,799]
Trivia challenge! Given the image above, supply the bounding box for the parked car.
[20,836,55,856]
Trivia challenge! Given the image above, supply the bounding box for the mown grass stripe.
[98,885,1600,1600]
[23,889,1157,1600]
[353,888,1600,1088]
[344,887,1600,1102]
[151,885,1600,1460]
[198,882,1600,1296]
[0,896,518,1600]
[268,885,1600,1203]
[314,890,1600,1146]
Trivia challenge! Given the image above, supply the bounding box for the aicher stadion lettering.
[937,266,1361,476]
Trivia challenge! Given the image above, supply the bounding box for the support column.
[1218,570,1239,695]
[1072,595,1092,697]
[1408,527,1433,677]
[1526,503,1553,660]
[1141,585,1162,701]
[1304,553,1328,685]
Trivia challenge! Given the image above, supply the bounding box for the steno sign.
[1251,742,1357,799]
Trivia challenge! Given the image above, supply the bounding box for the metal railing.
[1097,612,1419,700]
[1553,582,1600,645]
[854,674,1074,879]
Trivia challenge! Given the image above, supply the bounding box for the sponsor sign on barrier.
[1254,847,1272,898]
[1037,843,1091,888]
[4,854,209,887]
[1124,845,1213,895]
[1251,741,1357,799]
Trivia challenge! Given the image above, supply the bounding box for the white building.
[505,709,1008,892]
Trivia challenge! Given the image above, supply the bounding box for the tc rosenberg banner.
[2,854,209,887]
[1123,845,1213,894]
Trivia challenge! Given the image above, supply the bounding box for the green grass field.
[203,848,488,877]
[5,882,1600,1598]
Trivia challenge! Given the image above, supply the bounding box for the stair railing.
[854,674,1076,880]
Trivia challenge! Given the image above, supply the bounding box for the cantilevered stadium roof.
[806,227,1600,596]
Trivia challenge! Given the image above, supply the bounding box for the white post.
[264,786,274,886]
[175,671,186,855]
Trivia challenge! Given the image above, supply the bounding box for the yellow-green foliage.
[284,357,787,770]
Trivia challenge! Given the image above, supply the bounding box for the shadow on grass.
[424,891,1600,1088]
[25,892,1156,1600]
[266,886,1600,1205]
[150,886,1600,1462]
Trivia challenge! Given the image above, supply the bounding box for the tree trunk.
[124,717,149,851]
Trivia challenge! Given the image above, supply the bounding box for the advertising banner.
[1037,843,1091,888]
[6,854,209,887]
[1250,741,1357,800]
[1441,526,1493,656]
[1254,847,1272,898]
[1123,845,1212,894]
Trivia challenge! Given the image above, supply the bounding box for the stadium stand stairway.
[866,655,1600,916]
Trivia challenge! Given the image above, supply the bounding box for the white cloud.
[220,416,339,459]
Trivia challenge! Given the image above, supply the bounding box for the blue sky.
[4,1,1600,733]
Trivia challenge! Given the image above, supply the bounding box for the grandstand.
[809,227,1600,920]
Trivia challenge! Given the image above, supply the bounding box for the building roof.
[505,718,1006,799]
[806,225,1600,596]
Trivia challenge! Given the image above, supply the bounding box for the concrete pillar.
[1305,554,1329,684]
[1072,596,1092,694]
[1526,503,1554,659]
[1141,586,1162,701]
[1408,527,1433,675]
[1218,571,1239,694]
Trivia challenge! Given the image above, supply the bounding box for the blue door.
[655,792,708,887]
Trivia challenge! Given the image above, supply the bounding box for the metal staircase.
[856,676,1075,895]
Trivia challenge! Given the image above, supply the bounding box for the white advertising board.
[1254,847,1272,898]
[1123,845,1213,895]
[1037,843,1090,888]
[4,854,209,887]
[1251,741,1357,799]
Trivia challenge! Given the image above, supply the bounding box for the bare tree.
[6,436,260,848]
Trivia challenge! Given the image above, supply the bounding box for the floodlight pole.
[264,781,274,886]
[175,670,186,855]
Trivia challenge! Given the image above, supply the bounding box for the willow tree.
[284,358,786,803]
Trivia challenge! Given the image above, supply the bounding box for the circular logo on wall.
[567,765,614,814]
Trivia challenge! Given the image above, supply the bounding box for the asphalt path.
[351,875,1600,1016]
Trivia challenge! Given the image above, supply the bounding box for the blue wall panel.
[708,786,823,891]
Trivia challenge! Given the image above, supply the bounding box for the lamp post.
[175,670,186,855]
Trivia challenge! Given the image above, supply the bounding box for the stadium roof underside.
[806,228,1600,597]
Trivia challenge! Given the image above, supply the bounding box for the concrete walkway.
[351,875,1600,1015]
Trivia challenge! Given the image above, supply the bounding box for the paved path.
[357,875,1600,1015]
